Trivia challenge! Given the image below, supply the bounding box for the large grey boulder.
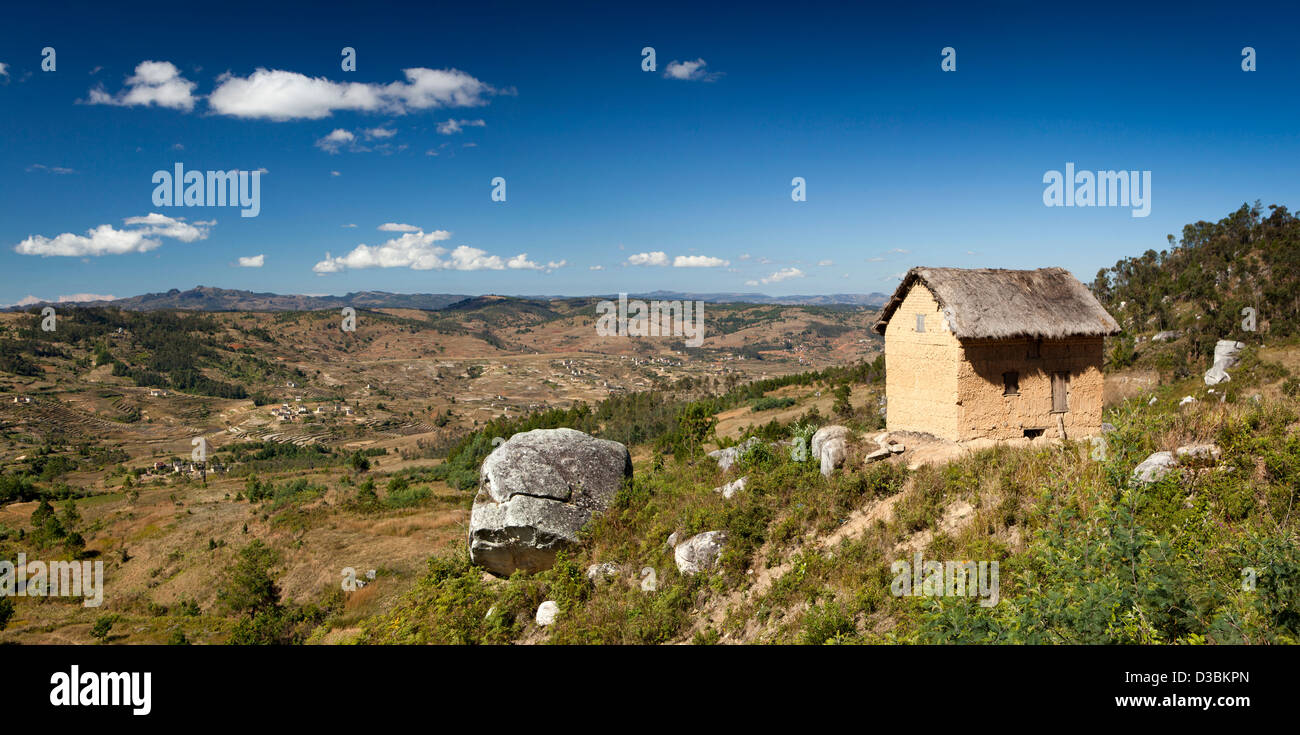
[707,437,759,472]
[819,437,847,477]
[810,425,850,459]
[1204,340,1245,385]
[470,428,632,576]
[674,531,727,575]
[810,425,852,478]
[1132,451,1177,484]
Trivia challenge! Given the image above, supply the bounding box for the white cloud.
[507,253,566,273]
[818,259,834,266]
[673,255,729,268]
[312,230,553,275]
[866,256,885,262]
[754,267,805,285]
[378,222,420,232]
[888,248,910,254]
[209,67,504,121]
[26,164,76,175]
[663,58,722,82]
[589,265,604,271]
[341,223,357,228]
[0,63,8,80]
[627,251,669,266]
[14,213,212,257]
[330,170,341,177]
[738,253,751,261]
[437,118,486,135]
[237,254,265,267]
[363,127,396,139]
[315,128,357,153]
[86,61,197,111]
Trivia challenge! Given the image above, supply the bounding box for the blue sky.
[2,0,1298,305]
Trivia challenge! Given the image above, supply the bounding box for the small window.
[1028,338,1042,359]
[1002,371,1020,396]
[916,314,926,332]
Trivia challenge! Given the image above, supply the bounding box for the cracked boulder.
[470,428,632,576]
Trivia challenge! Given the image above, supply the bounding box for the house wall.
[883,284,962,439]
[957,337,1106,440]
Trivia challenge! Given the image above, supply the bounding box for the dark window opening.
[1002,371,1020,396]
[1023,428,1045,439]
[1028,338,1042,359]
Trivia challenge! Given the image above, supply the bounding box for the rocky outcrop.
[1204,340,1245,385]
[470,428,632,576]
[1132,451,1177,484]
[673,531,727,575]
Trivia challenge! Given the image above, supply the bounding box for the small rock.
[887,444,905,454]
[535,601,559,626]
[1148,396,1158,406]
[1176,443,1222,462]
[714,475,749,500]
[1179,396,1196,406]
[586,562,621,583]
[674,531,727,575]
[865,448,892,463]
[1132,451,1178,484]
[666,531,679,548]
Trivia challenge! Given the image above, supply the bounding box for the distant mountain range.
[5,286,889,312]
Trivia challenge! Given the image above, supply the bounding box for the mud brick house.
[872,267,1120,441]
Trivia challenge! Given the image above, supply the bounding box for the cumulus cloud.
[663,58,722,82]
[0,62,8,80]
[312,230,556,275]
[14,213,212,257]
[507,253,566,273]
[745,267,805,286]
[85,61,197,111]
[627,251,669,266]
[315,128,357,153]
[209,67,505,121]
[673,255,729,268]
[363,127,395,139]
[378,222,420,232]
[437,118,486,135]
[237,254,265,267]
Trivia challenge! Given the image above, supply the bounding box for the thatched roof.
[872,267,1120,339]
